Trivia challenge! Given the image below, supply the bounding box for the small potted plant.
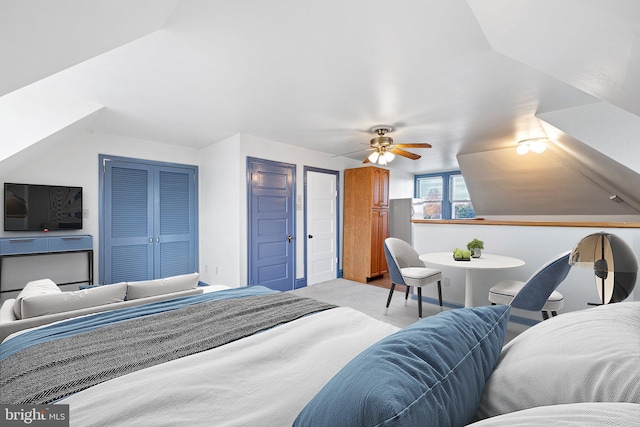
[467,238,484,258]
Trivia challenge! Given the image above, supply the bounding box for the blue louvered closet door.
[101,157,198,284]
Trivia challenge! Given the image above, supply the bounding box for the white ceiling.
[1,0,639,176]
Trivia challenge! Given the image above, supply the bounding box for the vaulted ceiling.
[1,0,639,216]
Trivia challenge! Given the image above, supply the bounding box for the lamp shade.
[569,232,638,304]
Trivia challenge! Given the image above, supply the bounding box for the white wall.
[1,128,411,292]
[233,134,362,285]
[1,130,201,241]
[197,134,242,286]
[196,135,416,287]
[412,222,639,320]
[388,166,415,199]
[197,132,373,287]
[0,131,200,294]
[5,129,636,305]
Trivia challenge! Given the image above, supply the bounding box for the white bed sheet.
[61,306,399,426]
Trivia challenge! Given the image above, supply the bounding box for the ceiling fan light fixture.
[370,136,393,147]
[359,124,431,163]
[368,151,381,163]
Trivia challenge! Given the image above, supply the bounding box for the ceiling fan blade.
[332,144,374,157]
[362,155,371,163]
[389,147,421,160]
[392,143,432,149]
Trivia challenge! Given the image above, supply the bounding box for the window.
[415,171,475,219]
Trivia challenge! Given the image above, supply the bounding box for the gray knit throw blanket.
[1,292,336,404]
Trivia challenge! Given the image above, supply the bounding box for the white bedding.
[468,402,640,426]
[60,306,399,426]
[476,301,640,419]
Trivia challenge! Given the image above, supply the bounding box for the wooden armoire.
[343,166,390,283]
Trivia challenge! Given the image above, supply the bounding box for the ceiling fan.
[364,125,432,165]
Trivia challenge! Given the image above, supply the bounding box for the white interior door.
[306,171,337,286]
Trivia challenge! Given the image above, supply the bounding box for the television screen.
[4,183,83,231]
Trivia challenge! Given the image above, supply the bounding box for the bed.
[1,285,639,426]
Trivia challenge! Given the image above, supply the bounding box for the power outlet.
[443,277,451,287]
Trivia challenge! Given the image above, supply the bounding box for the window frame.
[414,170,474,220]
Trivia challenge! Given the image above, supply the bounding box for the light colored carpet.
[289,278,528,342]
[290,278,448,329]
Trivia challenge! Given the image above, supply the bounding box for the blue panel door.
[154,166,197,278]
[101,156,198,284]
[103,161,154,284]
[248,158,295,291]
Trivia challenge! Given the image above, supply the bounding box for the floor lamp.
[569,232,638,305]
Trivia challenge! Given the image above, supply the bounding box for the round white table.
[418,252,525,308]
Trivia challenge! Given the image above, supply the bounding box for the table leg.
[465,269,474,308]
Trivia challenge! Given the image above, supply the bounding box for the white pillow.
[14,278,61,319]
[126,273,200,300]
[475,301,640,420]
[20,282,127,319]
[470,402,640,427]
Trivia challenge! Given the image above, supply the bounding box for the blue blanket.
[0,285,276,361]
[1,287,336,404]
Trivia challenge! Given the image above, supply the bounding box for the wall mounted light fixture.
[517,137,549,155]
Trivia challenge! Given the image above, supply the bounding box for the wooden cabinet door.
[372,168,390,209]
[343,166,390,282]
[377,209,389,274]
[370,209,389,276]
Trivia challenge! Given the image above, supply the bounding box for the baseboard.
[413,295,462,310]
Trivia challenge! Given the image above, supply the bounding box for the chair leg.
[542,311,550,320]
[551,311,558,317]
[437,280,443,307]
[417,287,423,318]
[404,285,410,306]
[385,283,396,315]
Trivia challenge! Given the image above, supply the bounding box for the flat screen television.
[4,183,83,231]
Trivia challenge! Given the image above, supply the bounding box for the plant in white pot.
[467,238,484,258]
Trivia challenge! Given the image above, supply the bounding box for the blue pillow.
[293,304,510,427]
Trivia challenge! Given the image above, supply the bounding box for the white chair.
[384,238,443,318]
[489,251,571,320]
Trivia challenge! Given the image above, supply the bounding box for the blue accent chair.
[384,238,443,318]
[489,251,571,320]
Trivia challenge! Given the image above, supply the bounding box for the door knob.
[308,234,313,239]
[287,235,293,243]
